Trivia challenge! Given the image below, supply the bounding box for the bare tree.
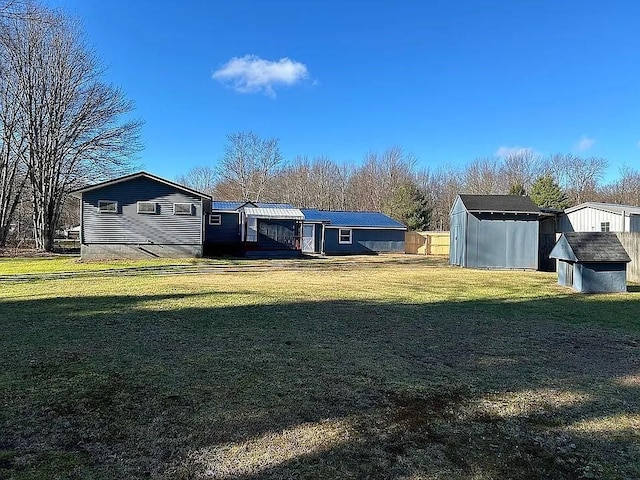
[0,4,141,250]
[0,50,27,246]
[500,151,542,193]
[417,165,463,230]
[217,131,282,202]
[176,166,217,196]
[347,147,416,211]
[544,154,608,205]
[463,158,502,194]
[600,165,640,206]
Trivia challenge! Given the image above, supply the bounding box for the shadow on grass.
[1,292,639,479]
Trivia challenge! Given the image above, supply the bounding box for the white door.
[302,224,315,253]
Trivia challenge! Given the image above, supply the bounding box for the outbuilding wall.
[575,263,627,293]
[560,208,625,232]
[324,228,405,254]
[449,197,467,266]
[557,260,572,287]
[465,213,539,269]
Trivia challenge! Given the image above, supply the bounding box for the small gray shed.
[449,194,541,269]
[549,232,631,293]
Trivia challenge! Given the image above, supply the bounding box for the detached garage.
[549,232,630,293]
[450,195,541,269]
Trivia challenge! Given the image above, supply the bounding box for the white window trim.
[98,200,117,213]
[601,221,610,232]
[338,228,352,244]
[137,201,156,214]
[173,203,193,215]
[209,213,222,225]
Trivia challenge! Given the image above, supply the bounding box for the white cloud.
[495,146,534,158]
[636,140,640,148]
[213,55,309,98]
[575,135,595,152]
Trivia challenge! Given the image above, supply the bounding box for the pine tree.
[529,175,569,209]
[508,181,526,196]
[383,182,431,231]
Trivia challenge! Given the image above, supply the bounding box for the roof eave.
[70,171,212,200]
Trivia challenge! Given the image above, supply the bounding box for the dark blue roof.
[212,201,295,211]
[256,202,294,209]
[212,201,244,210]
[301,209,406,229]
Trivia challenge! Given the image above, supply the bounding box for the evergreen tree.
[529,175,569,209]
[383,182,431,231]
[508,181,526,196]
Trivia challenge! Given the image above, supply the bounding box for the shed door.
[302,224,315,253]
[566,262,574,287]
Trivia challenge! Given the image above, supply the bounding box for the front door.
[302,224,315,253]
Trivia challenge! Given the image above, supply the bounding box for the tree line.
[178,131,640,231]
[2,1,640,249]
[0,1,140,250]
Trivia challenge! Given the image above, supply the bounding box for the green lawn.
[0,255,234,275]
[1,256,639,479]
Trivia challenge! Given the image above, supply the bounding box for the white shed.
[559,202,640,233]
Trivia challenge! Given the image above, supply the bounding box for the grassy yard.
[1,256,639,479]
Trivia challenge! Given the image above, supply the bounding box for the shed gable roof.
[549,232,631,263]
[301,209,406,229]
[458,195,540,214]
[70,171,211,199]
[564,202,640,216]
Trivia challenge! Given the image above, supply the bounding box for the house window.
[98,200,117,213]
[601,222,610,232]
[338,228,352,244]
[209,214,221,225]
[137,201,156,214]
[173,203,193,215]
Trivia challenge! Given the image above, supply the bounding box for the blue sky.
[48,0,640,182]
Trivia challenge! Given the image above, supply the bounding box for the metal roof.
[550,232,631,263]
[212,201,296,211]
[212,201,245,210]
[564,202,640,216]
[301,209,406,229]
[69,171,212,199]
[244,207,305,220]
[255,202,295,209]
[458,195,540,214]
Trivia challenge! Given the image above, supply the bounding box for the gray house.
[72,171,211,259]
[74,172,402,259]
[300,210,406,255]
[449,195,541,269]
[549,232,631,293]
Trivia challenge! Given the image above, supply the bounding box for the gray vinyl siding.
[81,176,203,246]
[324,228,405,254]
